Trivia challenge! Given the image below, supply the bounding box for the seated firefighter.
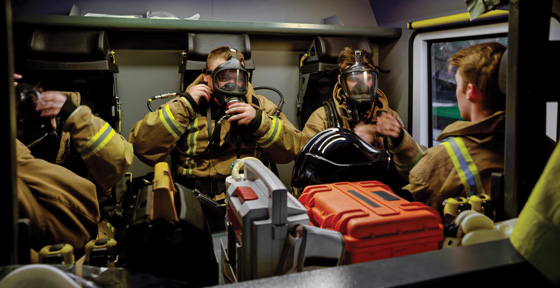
[14,74,115,263]
[299,47,403,150]
[15,75,133,211]
[130,47,301,198]
[17,138,100,257]
[376,42,507,216]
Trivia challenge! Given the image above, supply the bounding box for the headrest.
[187,33,252,61]
[28,30,110,62]
[304,36,372,64]
[499,49,508,95]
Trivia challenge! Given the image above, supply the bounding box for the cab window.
[428,37,507,146]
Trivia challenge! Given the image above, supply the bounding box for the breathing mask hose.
[147,92,179,112]
[253,86,284,116]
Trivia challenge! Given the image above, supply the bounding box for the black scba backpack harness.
[174,95,262,162]
[322,92,384,129]
[322,98,344,129]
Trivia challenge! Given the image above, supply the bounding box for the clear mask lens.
[215,69,248,94]
[339,50,379,124]
[342,71,376,98]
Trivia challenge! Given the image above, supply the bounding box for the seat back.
[23,29,120,132]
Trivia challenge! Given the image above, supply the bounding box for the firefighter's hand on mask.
[376,112,402,139]
[186,84,212,104]
[36,91,68,130]
[225,102,256,125]
[36,91,67,118]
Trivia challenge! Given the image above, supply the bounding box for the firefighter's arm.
[63,104,133,195]
[248,96,302,164]
[129,95,196,166]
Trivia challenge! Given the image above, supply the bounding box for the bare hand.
[354,122,382,146]
[35,91,67,117]
[226,102,256,125]
[13,74,22,86]
[35,91,68,130]
[186,84,212,104]
[376,112,402,138]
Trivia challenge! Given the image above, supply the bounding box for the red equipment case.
[298,181,443,264]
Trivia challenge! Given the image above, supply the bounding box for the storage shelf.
[13,14,401,50]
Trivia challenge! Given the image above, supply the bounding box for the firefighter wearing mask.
[130,47,301,199]
[299,47,403,150]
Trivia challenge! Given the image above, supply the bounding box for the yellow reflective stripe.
[186,118,199,155]
[443,141,470,193]
[178,119,200,177]
[394,143,424,172]
[187,158,195,175]
[78,123,116,160]
[159,104,184,139]
[182,119,198,176]
[258,116,282,148]
[443,138,485,195]
[181,158,195,176]
[454,138,486,194]
[181,166,188,176]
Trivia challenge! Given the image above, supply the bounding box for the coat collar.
[436,111,505,144]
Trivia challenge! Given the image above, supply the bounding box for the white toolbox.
[225,159,309,281]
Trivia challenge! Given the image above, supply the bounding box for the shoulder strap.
[251,95,260,108]
[323,99,342,128]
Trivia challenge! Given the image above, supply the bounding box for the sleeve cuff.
[247,109,263,133]
[389,127,405,147]
[180,92,198,111]
[57,98,78,122]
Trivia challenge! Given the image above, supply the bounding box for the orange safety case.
[298,181,443,264]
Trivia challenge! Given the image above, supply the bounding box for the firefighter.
[16,75,133,209]
[130,47,301,199]
[16,138,100,256]
[300,47,403,150]
[14,74,101,260]
[511,140,560,285]
[376,42,507,214]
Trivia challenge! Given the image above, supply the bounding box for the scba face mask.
[209,49,249,108]
[340,50,378,124]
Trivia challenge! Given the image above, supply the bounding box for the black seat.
[296,36,373,129]
[178,33,255,91]
[22,29,120,132]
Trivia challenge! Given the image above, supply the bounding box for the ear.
[202,73,211,83]
[465,83,480,102]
